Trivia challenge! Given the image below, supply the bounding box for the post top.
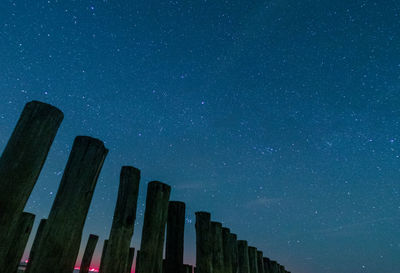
[27,100,64,117]
[169,200,186,207]
[148,181,171,194]
[222,227,230,232]
[195,211,211,216]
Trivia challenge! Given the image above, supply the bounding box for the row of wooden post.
[0,101,291,273]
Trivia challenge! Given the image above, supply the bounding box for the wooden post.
[79,234,99,273]
[222,227,233,273]
[136,181,171,273]
[262,258,271,273]
[102,166,141,273]
[248,247,258,273]
[184,264,193,273]
[165,201,185,273]
[125,247,135,273]
[4,212,35,273]
[99,240,108,273]
[210,222,224,273]
[237,240,250,273]
[256,251,264,273]
[0,101,63,267]
[230,233,238,273]
[270,261,278,273]
[28,136,108,273]
[135,250,140,273]
[195,212,212,273]
[25,218,47,273]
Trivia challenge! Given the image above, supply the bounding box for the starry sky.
[0,0,399,272]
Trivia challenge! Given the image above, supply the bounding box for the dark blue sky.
[1,0,399,272]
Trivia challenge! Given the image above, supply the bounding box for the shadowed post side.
[195,212,212,273]
[270,261,278,273]
[210,222,224,273]
[102,166,141,273]
[230,233,239,273]
[262,258,271,273]
[256,251,264,273]
[0,101,63,267]
[125,247,135,273]
[248,247,258,273]
[165,201,186,273]
[137,181,171,273]
[135,250,140,273]
[222,227,233,273]
[79,234,99,273]
[184,264,193,273]
[28,136,108,273]
[237,240,250,273]
[99,240,108,273]
[4,212,35,273]
[25,219,47,273]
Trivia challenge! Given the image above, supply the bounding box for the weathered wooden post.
[102,166,141,273]
[184,264,193,273]
[125,247,135,273]
[25,218,47,273]
[195,212,212,273]
[237,240,250,273]
[262,258,271,273]
[165,201,186,273]
[4,212,35,273]
[28,136,108,273]
[136,181,171,273]
[230,233,239,273]
[0,101,63,267]
[99,240,108,273]
[222,227,233,273]
[210,221,224,273]
[270,261,278,273]
[248,247,258,273]
[79,234,99,273]
[135,250,141,273]
[256,251,264,273]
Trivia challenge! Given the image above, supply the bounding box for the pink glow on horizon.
[73,266,135,273]
[74,266,99,272]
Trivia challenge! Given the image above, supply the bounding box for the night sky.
[0,0,399,272]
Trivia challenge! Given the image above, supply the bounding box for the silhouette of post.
[0,101,63,267]
[237,240,250,273]
[165,201,186,273]
[248,247,258,273]
[125,247,135,273]
[25,218,47,273]
[230,233,239,273]
[99,240,108,273]
[4,212,35,273]
[28,136,108,273]
[195,212,212,273]
[270,261,278,273]
[256,251,264,273]
[184,264,193,273]
[262,258,271,273]
[222,227,233,273]
[135,250,141,273]
[136,181,171,273]
[102,166,141,273]
[79,234,99,273]
[210,222,224,273]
